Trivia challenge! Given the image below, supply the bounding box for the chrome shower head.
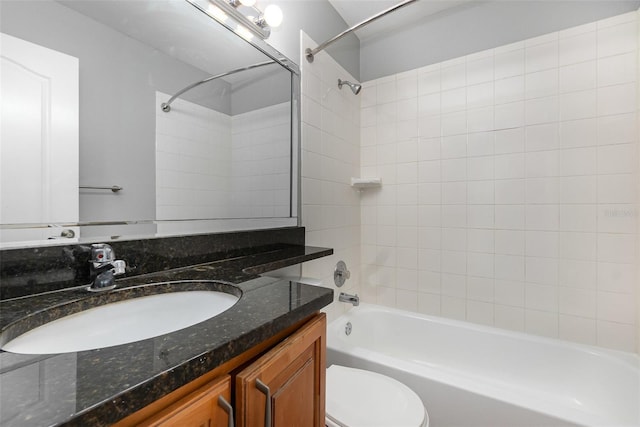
[338,78,362,95]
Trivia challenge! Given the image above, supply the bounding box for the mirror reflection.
[0,0,297,247]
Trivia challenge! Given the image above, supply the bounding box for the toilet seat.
[326,365,428,427]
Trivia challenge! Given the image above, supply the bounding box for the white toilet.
[325,365,429,427]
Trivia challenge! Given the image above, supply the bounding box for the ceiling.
[328,0,473,40]
[328,0,640,44]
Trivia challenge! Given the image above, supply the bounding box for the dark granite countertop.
[0,244,333,426]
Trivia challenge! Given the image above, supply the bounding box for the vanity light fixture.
[207,0,283,39]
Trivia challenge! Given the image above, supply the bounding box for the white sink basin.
[2,290,239,354]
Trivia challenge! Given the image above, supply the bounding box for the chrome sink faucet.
[339,292,359,306]
[88,243,126,291]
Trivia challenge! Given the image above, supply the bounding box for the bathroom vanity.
[0,227,333,426]
[121,313,326,427]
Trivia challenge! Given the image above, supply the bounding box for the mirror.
[0,0,300,248]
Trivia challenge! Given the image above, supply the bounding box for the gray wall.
[267,0,361,80]
[360,0,640,81]
[0,1,234,223]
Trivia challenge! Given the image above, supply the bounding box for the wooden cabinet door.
[140,375,232,427]
[236,313,326,427]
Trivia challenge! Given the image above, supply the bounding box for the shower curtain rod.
[305,0,419,63]
[161,59,276,112]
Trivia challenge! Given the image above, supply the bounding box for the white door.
[0,33,79,241]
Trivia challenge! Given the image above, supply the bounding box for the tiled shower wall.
[359,11,639,352]
[231,103,291,218]
[300,32,362,323]
[156,94,290,220]
[156,92,232,220]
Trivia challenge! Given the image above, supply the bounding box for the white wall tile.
[526,205,559,230]
[560,147,597,176]
[559,31,597,66]
[598,52,637,87]
[495,281,525,307]
[495,49,525,79]
[467,300,494,325]
[495,179,525,204]
[597,83,637,116]
[495,101,525,129]
[526,258,559,286]
[525,310,559,338]
[441,135,467,159]
[467,56,494,85]
[495,153,525,179]
[441,63,466,90]
[526,152,559,178]
[526,41,559,72]
[560,119,597,148]
[598,113,637,145]
[495,128,525,154]
[597,21,638,58]
[597,321,636,352]
[598,262,636,293]
[467,131,495,157]
[526,96,559,125]
[559,259,597,289]
[495,75,525,105]
[495,305,525,331]
[526,123,559,152]
[559,232,597,261]
[495,230,525,255]
[495,254,525,281]
[467,82,494,108]
[560,90,597,121]
[468,252,494,278]
[418,69,441,95]
[597,233,636,263]
[467,157,494,181]
[559,61,597,93]
[559,315,597,345]
[597,143,636,174]
[559,176,596,204]
[467,205,494,229]
[598,291,636,324]
[526,69,558,99]
[495,205,525,230]
[597,174,637,203]
[467,228,495,253]
[560,205,596,232]
[467,180,494,205]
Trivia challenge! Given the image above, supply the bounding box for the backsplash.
[358,11,639,352]
[0,227,305,300]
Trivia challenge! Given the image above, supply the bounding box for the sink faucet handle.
[91,243,115,264]
[111,259,126,276]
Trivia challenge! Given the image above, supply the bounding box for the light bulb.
[239,0,256,6]
[263,4,283,28]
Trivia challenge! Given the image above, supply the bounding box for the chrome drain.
[345,321,352,336]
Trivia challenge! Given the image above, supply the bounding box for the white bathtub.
[327,304,640,427]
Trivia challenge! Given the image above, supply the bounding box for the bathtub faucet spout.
[339,292,359,306]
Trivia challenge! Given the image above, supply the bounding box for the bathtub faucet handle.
[334,260,351,287]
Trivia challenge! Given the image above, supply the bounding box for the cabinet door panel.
[140,375,231,427]
[236,313,326,427]
[272,358,315,427]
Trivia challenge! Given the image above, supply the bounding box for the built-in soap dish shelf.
[350,177,382,189]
